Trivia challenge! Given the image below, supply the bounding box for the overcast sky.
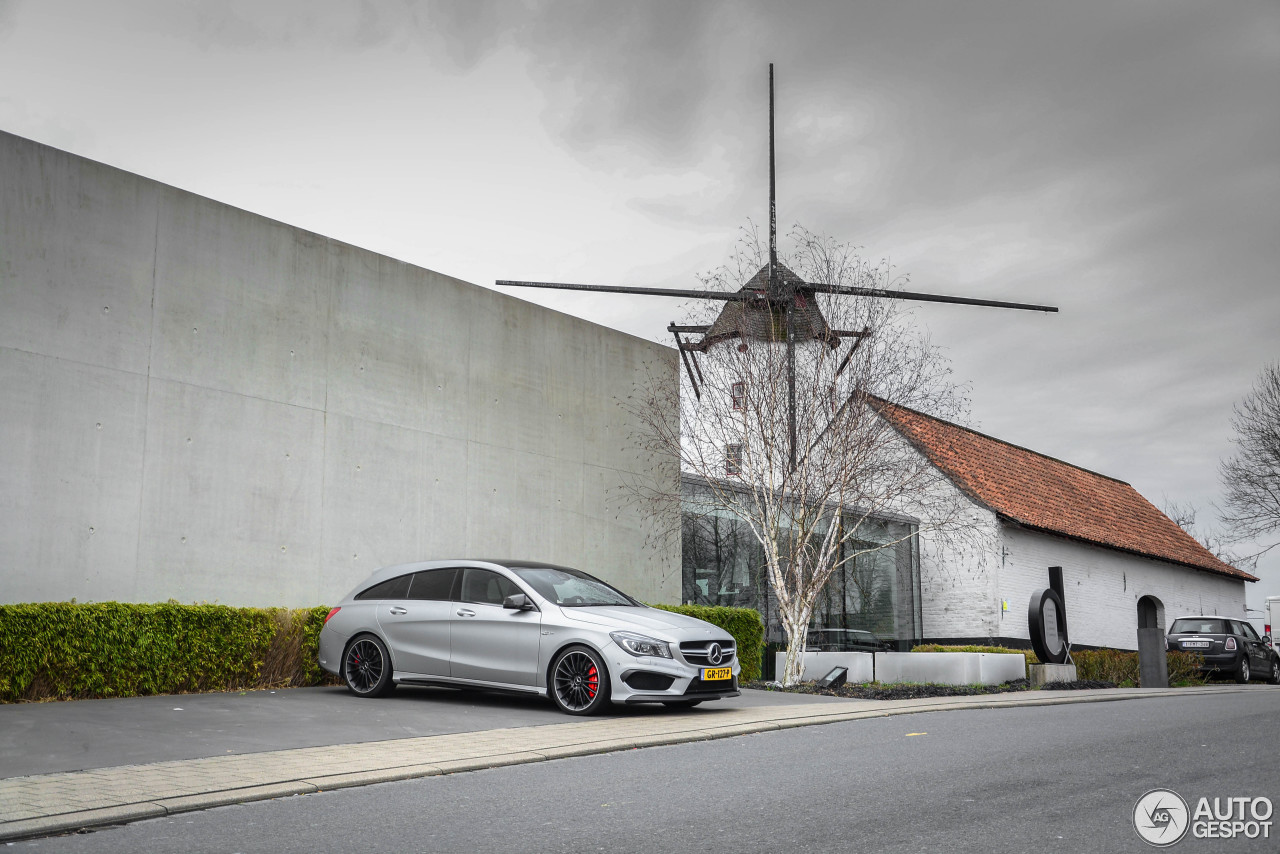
[2,1,1277,615]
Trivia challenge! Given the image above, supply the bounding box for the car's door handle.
[456,608,475,617]
[388,606,408,615]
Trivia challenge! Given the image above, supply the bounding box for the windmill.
[498,64,1057,468]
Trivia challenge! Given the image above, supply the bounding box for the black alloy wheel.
[343,635,396,697]
[550,646,610,715]
[1269,658,1280,685]
[1235,655,1251,684]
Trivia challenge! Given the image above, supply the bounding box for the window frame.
[725,443,743,476]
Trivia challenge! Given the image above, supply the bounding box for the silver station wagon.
[318,559,741,715]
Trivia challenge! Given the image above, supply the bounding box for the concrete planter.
[774,651,874,684]
[873,652,1026,686]
[1028,663,1078,686]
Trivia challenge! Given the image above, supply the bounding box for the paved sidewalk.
[0,684,1267,841]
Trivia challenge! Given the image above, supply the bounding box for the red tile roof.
[869,397,1256,582]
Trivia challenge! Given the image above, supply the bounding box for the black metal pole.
[770,64,796,470]
[769,63,777,281]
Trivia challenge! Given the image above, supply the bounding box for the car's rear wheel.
[550,646,610,715]
[1235,655,1251,684]
[343,635,396,697]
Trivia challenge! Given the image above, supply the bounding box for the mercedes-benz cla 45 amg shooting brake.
[318,560,741,714]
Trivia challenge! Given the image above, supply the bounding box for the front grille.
[623,671,676,691]
[679,640,737,667]
[684,675,739,695]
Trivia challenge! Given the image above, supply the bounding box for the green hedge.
[1,600,767,702]
[1073,649,1206,687]
[649,604,765,682]
[0,602,333,703]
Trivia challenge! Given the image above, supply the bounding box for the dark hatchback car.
[1166,616,1280,684]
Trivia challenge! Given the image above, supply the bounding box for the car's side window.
[354,573,413,601]
[1240,622,1261,641]
[409,568,457,601]
[460,569,519,606]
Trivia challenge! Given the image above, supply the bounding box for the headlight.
[610,631,672,658]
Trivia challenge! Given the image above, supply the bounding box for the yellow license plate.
[702,667,732,681]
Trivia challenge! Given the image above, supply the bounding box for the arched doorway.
[1137,595,1164,630]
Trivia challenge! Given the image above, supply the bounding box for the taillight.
[324,607,341,625]
[1225,636,1237,651]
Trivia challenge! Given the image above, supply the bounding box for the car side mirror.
[503,593,534,611]
[1265,634,1273,649]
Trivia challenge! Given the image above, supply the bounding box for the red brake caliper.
[585,664,598,699]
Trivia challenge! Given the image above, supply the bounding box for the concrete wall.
[0,130,679,607]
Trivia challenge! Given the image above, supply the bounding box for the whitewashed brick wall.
[919,515,1248,649]
[997,525,1246,651]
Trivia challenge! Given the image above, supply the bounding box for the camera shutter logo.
[1134,789,1190,847]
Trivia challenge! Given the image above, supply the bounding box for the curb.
[0,684,1270,842]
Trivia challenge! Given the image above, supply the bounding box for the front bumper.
[623,675,741,704]
[605,642,740,705]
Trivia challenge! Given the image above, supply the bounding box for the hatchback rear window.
[1169,618,1227,634]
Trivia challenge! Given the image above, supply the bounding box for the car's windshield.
[1170,618,1228,634]
[510,566,639,607]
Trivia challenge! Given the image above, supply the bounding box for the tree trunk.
[778,599,813,687]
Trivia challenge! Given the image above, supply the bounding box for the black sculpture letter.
[1028,588,1070,664]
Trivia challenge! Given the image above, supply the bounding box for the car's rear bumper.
[1193,652,1242,671]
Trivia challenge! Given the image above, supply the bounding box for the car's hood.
[558,606,732,640]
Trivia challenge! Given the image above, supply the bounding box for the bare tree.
[624,226,981,686]
[1219,363,1280,563]
[1161,498,1246,568]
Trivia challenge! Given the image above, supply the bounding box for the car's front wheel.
[1235,654,1251,684]
[343,634,396,697]
[1268,657,1280,685]
[550,646,610,715]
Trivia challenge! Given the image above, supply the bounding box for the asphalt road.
[13,691,1280,854]
[0,684,843,777]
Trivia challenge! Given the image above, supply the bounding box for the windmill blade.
[806,282,1058,313]
[495,280,750,302]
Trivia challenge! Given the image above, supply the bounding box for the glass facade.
[681,477,923,655]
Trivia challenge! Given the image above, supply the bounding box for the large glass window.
[680,476,922,654]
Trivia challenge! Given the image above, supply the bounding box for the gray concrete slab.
[1,129,680,609]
